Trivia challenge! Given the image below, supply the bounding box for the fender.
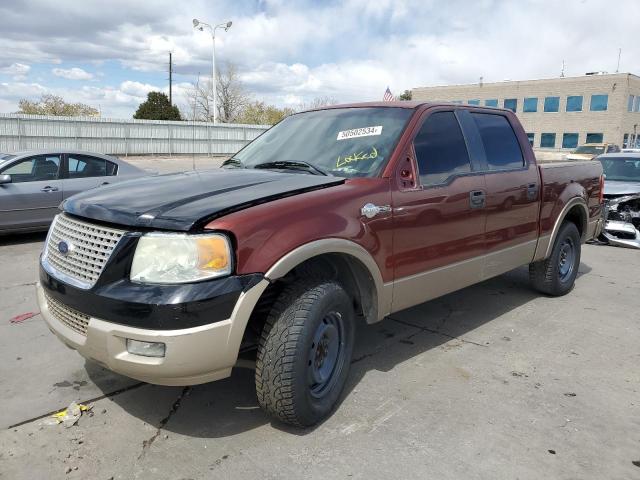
[219,238,390,373]
[533,196,589,261]
[265,238,390,322]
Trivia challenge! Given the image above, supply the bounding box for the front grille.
[45,292,90,336]
[43,214,126,289]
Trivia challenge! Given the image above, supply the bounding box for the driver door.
[0,154,63,232]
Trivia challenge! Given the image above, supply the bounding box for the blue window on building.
[590,94,608,111]
[503,98,517,112]
[586,133,603,143]
[540,133,556,148]
[623,134,629,148]
[566,96,583,112]
[526,133,535,145]
[468,99,480,105]
[523,97,538,112]
[629,95,635,112]
[484,99,498,107]
[562,133,579,149]
[634,96,640,112]
[544,96,560,112]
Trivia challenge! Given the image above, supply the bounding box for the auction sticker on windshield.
[337,126,383,140]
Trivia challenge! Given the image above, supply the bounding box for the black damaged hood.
[62,168,345,231]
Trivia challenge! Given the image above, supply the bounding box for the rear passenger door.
[467,112,541,278]
[390,109,487,312]
[62,154,117,199]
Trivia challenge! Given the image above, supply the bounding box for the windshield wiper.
[221,158,244,168]
[253,160,328,176]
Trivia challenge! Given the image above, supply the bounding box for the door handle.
[41,186,59,192]
[469,190,486,209]
[526,183,538,200]
[101,182,110,186]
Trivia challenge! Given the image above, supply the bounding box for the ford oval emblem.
[58,240,73,256]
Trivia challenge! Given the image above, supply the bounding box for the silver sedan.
[0,150,148,234]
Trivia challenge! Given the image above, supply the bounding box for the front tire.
[529,221,581,296]
[255,280,355,427]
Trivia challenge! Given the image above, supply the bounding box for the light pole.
[193,18,232,124]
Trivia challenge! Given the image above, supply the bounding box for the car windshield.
[599,157,640,182]
[574,146,604,154]
[229,107,414,177]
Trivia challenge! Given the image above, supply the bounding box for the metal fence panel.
[0,114,269,155]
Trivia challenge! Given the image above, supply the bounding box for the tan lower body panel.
[37,280,270,386]
[390,240,537,314]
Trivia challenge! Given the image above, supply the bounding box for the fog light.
[126,339,166,358]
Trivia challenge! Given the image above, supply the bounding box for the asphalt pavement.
[0,232,638,479]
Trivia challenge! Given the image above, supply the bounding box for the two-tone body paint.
[207,102,602,316]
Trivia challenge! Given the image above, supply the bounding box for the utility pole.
[169,51,173,106]
[616,48,621,73]
[561,60,565,78]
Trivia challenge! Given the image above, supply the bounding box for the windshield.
[574,145,604,154]
[599,157,640,182]
[230,107,414,177]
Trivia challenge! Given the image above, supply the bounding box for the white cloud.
[0,62,31,81]
[0,0,639,117]
[52,67,94,80]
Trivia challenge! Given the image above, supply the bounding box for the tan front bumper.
[36,280,269,386]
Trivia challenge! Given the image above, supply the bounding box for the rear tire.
[529,221,581,296]
[255,280,355,427]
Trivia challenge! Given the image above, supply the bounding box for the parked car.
[597,152,640,248]
[36,102,603,427]
[566,143,620,161]
[0,150,148,234]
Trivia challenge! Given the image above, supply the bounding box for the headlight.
[130,232,232,284]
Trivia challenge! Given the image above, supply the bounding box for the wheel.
[529,221,581,296]
[255,280,355,427]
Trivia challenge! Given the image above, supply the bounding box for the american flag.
[383,86,395,102]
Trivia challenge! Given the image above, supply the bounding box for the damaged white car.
[598,153,640,249]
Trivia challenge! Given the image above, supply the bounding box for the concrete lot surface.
[0,233,638,479]
[123,155,227,174]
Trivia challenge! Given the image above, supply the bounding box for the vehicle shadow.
[87,263,592,438]
[0,231,47,246]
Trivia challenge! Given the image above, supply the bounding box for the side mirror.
[0,174,11,185]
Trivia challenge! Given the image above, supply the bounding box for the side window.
[1,155,60,183]
[106,161,118,176]
[471,113,524,170]
[67,155,107,178]
[413,111,471,186]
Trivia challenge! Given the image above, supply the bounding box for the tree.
[236,101,295,125]
[184,62,250,123]
[216,62,249,122]
[134,92,182,120]
[398,89,412,101]
[297,96,339,111]
[17,94,99,116]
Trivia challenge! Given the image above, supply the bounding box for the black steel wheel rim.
[308,311,345,398]
[558,237,575,282]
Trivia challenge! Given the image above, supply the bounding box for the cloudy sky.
[0,0,638,118]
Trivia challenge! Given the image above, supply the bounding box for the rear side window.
[413,111,471,185]
[471,113,524,170]
[67,155,114,178]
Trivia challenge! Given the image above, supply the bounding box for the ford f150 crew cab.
[37,102,604,427]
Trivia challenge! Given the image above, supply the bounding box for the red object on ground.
[10,312,37,324]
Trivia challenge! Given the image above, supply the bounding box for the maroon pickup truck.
[37,102,603,427]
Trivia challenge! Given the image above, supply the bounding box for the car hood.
[62,168,345,231]
[604,180,640,196]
